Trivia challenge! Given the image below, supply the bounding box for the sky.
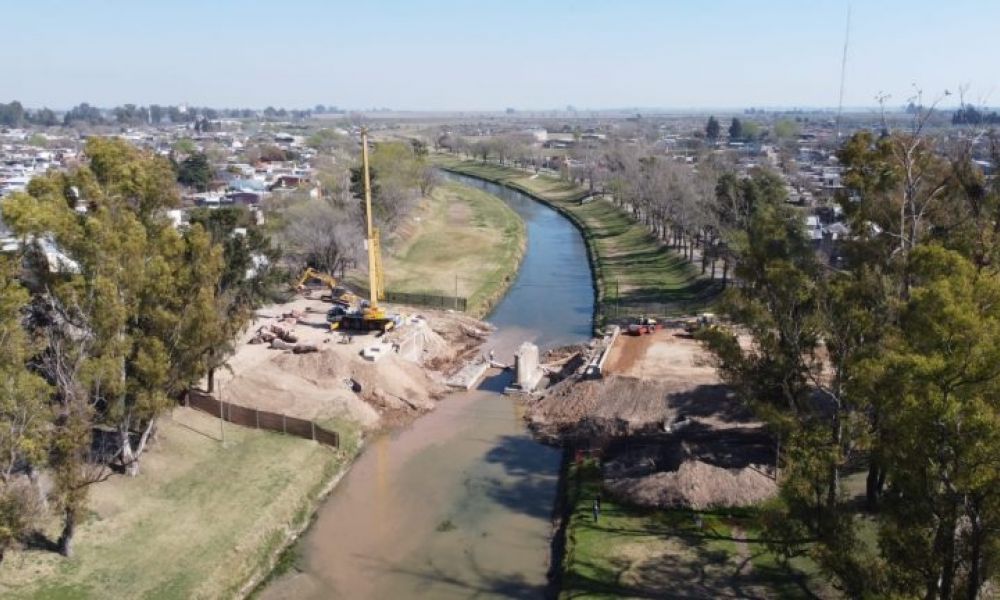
[3,0,997,111]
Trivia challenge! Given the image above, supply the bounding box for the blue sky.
[3,0,997,110]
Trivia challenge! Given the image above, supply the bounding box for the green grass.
[560,461,831,599]
[432,155,721,323]
[0,408,361,600]
[378,180,525,317]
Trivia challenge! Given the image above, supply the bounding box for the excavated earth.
[526,325,777,509]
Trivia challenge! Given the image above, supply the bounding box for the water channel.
[260,171,594,599]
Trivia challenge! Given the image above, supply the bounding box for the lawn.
[381,180,525,317]
[0,408,360,600]
[432,155,721,321]
[560,461,832,600]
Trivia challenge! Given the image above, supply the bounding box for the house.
[226,191,263,205]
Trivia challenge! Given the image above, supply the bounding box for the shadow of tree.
[479,435,561,520]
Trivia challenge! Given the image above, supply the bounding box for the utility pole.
[836,5,852,140]
[218,378,226,446]
[454,274,459,310]
[616,278,620,318]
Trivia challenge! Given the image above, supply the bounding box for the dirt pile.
[424,310,494,366]
[525,376,676,440]
[606,461,776,510]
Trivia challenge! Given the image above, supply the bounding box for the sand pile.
[272,348,442,412]
[606,460,777,510]
[525,376,673,439]
[385,320,455,369]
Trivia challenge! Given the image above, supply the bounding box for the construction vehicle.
[295,267,356,306]
[329,128,394,334]
[627,315,658,336]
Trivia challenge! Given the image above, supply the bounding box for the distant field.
[0,408,360,600]
[381,180,525,317]
[432,155,720,321]
[560,461,831,599]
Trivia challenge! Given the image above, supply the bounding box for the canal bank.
[435,155,721,323]
[259,171,595,599]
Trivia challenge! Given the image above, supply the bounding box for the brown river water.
[260,172,594,599]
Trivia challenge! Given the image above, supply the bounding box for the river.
[260,171,594,599]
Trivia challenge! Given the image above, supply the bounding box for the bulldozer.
[295,267,356,306]
[328,128,395,334]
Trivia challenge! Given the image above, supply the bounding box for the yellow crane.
[361,127,386,314]
[329,128,394,333]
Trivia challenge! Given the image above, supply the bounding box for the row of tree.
[0,100,325,128]
[0,101,59,127]
[0,138,279,559]
[699,120,1000,598]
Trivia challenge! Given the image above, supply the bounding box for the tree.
[0,101,26,127]
[281,196,362,278]
[2,138,235,552]
[705,116,721,141]
[188,206,282,392]
[177,152,212,191]
[62,103,103,126]
[773,119,800,142]
[862,246,1000,599]
[0,257,50,562]
[728,117,744,141]
[172,137,197,156]
[29,108,59,127]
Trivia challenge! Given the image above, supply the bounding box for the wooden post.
[282,415,286,434]
[311,421,316,441]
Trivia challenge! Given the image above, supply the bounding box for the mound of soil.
[606,460,776,510]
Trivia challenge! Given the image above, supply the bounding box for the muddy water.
[260,171,593,599]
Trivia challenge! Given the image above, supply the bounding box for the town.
[2,2,1000,600]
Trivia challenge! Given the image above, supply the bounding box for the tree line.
[699,116,1000,598]
[0,100,321,128]
[0,138,279,559]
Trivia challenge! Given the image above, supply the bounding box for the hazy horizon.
[4,0,997,112]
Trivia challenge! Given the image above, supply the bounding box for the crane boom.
[360,128,384,304]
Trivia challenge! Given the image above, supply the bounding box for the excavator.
[327,128,395,334]
[295,267,356,306]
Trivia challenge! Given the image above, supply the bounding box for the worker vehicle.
[628,316,658,336]
[295,267,356,306]
[328,128,395,334]
[683,312,717,334]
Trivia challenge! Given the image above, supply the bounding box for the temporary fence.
[185,390,340,447]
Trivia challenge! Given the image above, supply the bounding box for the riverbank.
[381,180,526,318]
[0,408,361,599]
[432,155,721,324]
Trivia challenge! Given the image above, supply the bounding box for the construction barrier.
[185,390,339,448]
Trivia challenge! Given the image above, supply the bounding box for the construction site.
[526,320,776,511]
[214,293,493,431]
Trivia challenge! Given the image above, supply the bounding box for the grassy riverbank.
[433,155,721,322]
[382,180,526,317]
[560,461,831,599]
[0,408,360,600]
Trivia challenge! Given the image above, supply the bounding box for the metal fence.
[355,288,468,312]
[185,390,340,447]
